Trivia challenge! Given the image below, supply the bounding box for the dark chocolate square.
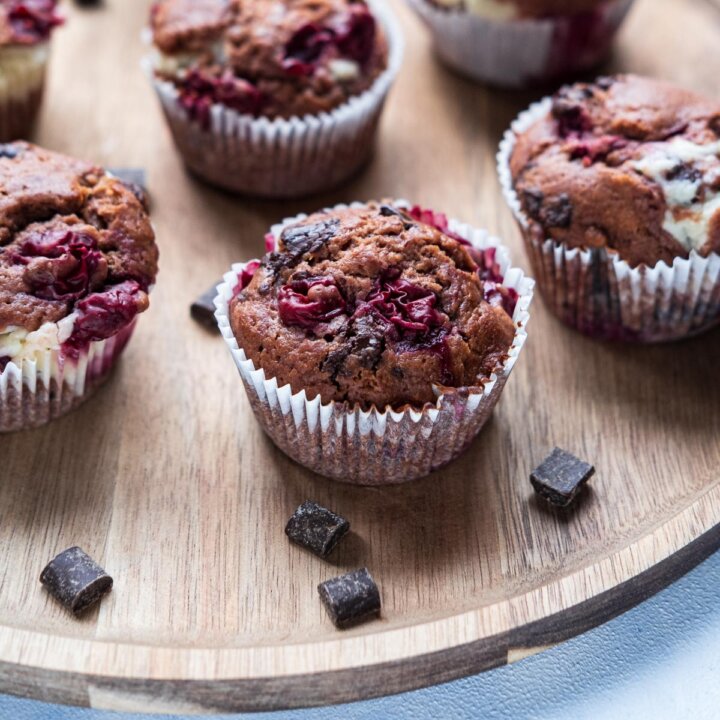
[190,282,221,331]
[318,568,380,629]
[530,447,595,508]
[285,501,350,559]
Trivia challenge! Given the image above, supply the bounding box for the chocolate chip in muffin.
[281,219,339,260]
[521,188,545,221]
[318,567,380,629]
[530,448,595,508]
[0,144,19,159]
[539,194,573,228]
[40,547,113,616]
[285,501,350,559]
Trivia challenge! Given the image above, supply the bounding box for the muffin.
[406,0,633,88]
[215,201,534,485]
[0,142,159,432]
[498,74,720,342]
[0,0,63,141]
[145,0,403,198]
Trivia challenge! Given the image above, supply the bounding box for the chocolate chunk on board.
[318,568,381,629]
[285,501,350,559]
[530,447,595,508]
[40,547,113,616]
[191,282,221,331]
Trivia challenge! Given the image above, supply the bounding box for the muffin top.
[0,142,158,364]
[429,0,606,20]
[150,0,388,125]
[0,0,62,46]
[229,203,517,410]
[510,75,720,267]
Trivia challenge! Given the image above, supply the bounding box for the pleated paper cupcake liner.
[405,0,633,88]
[0,44,49,141]
[497,97,720,342]
[215,203,535,486]
[0,320,136,433]
[143,1,403,199]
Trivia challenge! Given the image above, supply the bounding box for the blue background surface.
[3,548,719,719]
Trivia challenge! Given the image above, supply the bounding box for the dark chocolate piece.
[285,500,350,559]
[40,547,113,615]
[108,167,149,210]
[318,568,380,629]
[0,144,19,159]
[379,204,414,230]
[530,447,595,508]
[191,282,220,331]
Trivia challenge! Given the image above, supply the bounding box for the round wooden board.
[1,0,719,714]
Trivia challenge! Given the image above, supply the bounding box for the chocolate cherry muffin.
[499,74,720,341]
[0,0,63,141]
[0,142,159,432]
[216,201,534,484]
[407,0,633,88]
[146,0,402,197]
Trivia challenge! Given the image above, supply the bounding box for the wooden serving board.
[1,0,719,714]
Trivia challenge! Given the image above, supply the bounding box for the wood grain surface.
[1,0,719,714]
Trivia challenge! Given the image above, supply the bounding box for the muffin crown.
[510,74,720,267]
[0,142,158,352]
[149,0,388,123]
[229,203,517,410]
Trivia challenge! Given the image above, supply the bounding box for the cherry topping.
[567,134,627,166]
[278,276,346,330]
[177,69,264,129]
[233,260,261,296]
[12,229,104,302]
[6,0,63,44]
[63,281,145,358]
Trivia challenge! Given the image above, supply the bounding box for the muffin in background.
[145,0,403,198]
[0,142,159,432]
[498,74,720,342]
[406,0,633,88]
[0,0,63,141]
[215,201,534,485]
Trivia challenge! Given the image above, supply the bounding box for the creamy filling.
[0,314,76,368]
[633,139,720,252]
[430,0,517,20]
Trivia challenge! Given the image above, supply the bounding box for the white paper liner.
[497,97,720,342]
[142,1,403,198]
[405,0,633,88]
[0,320,136,433]
[214,202,535,486]
[0,44,48,141]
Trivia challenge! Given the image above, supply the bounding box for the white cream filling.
[431,0,517,19]
[633,139,720,252]
[0,314,76,367]
[328,58,360,82]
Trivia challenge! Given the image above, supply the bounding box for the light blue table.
[3,547,719,720]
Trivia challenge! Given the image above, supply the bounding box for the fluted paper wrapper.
[497,97,720,342]
[143,1,403,198]
[0,321,136,433]
[215,204,534,485]
[0,44,48,141]
[405,0,633,88]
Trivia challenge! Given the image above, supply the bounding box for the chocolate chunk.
[40,547,113,615]
[666,163,702,183]
[285,500,350,558]
[0,144,19,159]
[281,219,338,260]
[540,194,573,228]
[318,568,381,629]
[190,282,220,331]
[521,188,545,220]
[530,447,595,508]
[108,167,149,210]
[595,76,616,90]
[379,204,414,230]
